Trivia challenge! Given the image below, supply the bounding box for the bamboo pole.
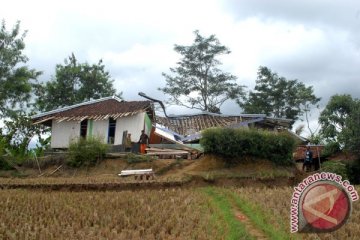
[317,146,321,170]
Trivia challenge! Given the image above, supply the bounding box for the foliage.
[1,111,49,162]
[67,137,108,168]
[321,141,341,158]
[321,160,348,179]
[159,30,244,113]
[307,133,323,145]
[319,94,354,143]
[31,135,51,158]
[343,99,360,157]
[200,128,296,165]
[35,53,121,112]
[239,66,320,124]
[0,20,41,118]
[346,160,360,184]
[319,95,360,157]
[0,20,45,167]
[0,137,12,170]
[125,153,154,163]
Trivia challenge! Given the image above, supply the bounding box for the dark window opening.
[80,120,88,138]
[108,118,116,144]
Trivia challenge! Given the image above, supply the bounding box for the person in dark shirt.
[138,130,149,154]
[303,146,313,172]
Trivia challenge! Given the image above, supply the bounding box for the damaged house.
[153,113,293,144]
[32,96,154,149]
[32,95,294,158]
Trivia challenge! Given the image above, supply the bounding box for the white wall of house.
[91,120,108,143]
[51,120,80,148]
[50,112,146,148]
[114,112,145,145]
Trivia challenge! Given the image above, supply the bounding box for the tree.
[319,94,357,147]
[159,30,244,113]
[1,110,49,160]
[239,66,320,124]
[344,99,360,156]
[35,53,121,111]
[319,95,360,184]
[0,20,41,118]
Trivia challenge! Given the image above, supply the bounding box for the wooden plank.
[146,151,189,155]
[145,147,187,153]
[33,117,54,125]
[122,169,152,172]
[56,117,68,123]
[118,169,154,176]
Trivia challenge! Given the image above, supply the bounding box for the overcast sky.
[2,0,360,136]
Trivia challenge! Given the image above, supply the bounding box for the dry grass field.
[0,158,359,239]
[0,189,221,240]
[0,185,359,239]
[233,186,360,240]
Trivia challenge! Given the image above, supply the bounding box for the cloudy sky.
[2,0,360,135]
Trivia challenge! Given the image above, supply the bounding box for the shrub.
[322,141,341,158]
[0,158,13,170]
[200,128,295,166]
[346,159,360,184]
[125,153,154,163]
[321,160,348,179]
[0,138,13,170]
[67,137,108,168]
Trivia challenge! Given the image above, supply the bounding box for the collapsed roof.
[155,112,292,136]
[32,96,153,126]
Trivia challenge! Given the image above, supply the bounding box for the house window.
[108,118,116,144]
[80,120,88,138]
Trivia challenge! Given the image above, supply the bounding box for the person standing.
[138,130,149,154]
[303,146,313,172]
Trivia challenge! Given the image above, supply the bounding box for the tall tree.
[319,94,360,160]
[319,94,355,145]
[0,20,41,118]
[0,20,46,162]
[239,66,320,124]
[35,53,121,111]
[159,30,244,113]
[344,99,360,156]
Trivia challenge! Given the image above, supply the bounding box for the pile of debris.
[146,147,191,159]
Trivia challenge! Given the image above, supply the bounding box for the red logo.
[300,181,351,232]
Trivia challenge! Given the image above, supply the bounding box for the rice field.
[233,186,360,240]
[0,184,359,239]
[0,189,220,240]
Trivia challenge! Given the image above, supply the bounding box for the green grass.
[222,189,296,240]
[197,169,294,180]
[202,187,254,240]
[203,187,300,240]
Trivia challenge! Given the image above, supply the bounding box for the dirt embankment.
[0,154,299,191]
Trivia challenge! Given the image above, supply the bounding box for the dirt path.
[204,187,270,240]
[225,190,269,240]
[234,209,268,240]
